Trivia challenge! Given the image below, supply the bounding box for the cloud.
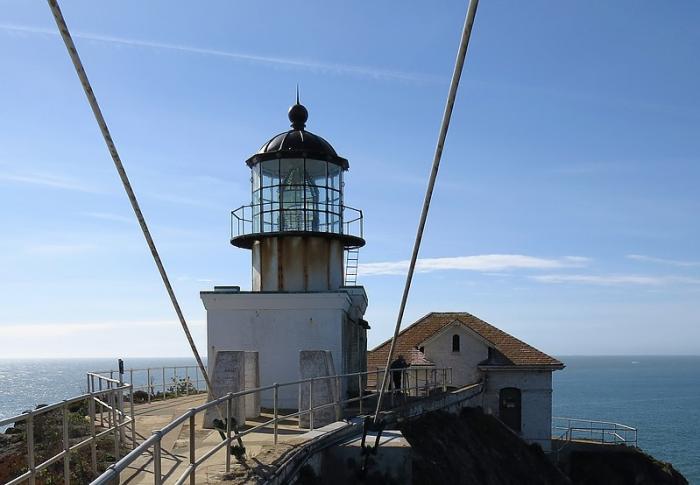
[0,319,205,338]
[532,274,700,286]
[359,254,589,276]
[81,212,134,224]
[25,243,97,255]
[626,254,700,268]
[144,191,216,208]
[0,23,439,84]
[0,169,213,208]
[0,170,102,194]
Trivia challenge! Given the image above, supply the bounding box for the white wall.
[420,323,554,451]
[202,290,364,408]
[482,370,553,451]
[422,323,489,387]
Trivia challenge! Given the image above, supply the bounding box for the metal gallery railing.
[231,204,363,241]
[552,417,638,447]
[92,367,452,485]
[90,365,207,405]
[0,374,134,485]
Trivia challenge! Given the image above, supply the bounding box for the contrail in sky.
[0,23,441,84]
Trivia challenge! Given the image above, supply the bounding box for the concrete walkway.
[118,394,310,484]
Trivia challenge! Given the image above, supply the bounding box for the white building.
[368,312,564,450]
[202,101,369,409]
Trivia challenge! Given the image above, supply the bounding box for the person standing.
[389,354,408,392]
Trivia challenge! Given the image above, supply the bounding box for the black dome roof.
[244,103,349,170]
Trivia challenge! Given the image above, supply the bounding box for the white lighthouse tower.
[201,99,368,408]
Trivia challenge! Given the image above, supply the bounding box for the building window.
[452,334,460,352]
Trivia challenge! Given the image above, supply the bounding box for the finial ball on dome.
[288,102,308,130]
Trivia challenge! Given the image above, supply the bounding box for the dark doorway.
[499,387,522,432]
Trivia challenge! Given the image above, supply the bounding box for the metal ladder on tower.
[344,247,360,286]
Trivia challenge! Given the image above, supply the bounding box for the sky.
[0,1,699,358]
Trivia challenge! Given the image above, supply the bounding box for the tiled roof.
[367,312,564,372]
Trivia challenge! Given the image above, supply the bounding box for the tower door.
[499,387,522,432]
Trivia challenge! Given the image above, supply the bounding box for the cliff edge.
[398,407,687,485]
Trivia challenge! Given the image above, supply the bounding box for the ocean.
[1,356,698,483]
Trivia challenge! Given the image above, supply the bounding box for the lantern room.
[231,100,365,292]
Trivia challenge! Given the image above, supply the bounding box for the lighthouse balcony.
[230,204,365,249]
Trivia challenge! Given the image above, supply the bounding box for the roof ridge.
[368,312,437,352]
[368,311,564,368]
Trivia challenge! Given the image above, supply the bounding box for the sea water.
[1,356,698,482]
[553,356,700,483]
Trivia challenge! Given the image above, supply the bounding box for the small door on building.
[499,387,522,432]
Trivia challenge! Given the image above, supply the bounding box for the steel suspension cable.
[47,0,213,394]
[373,0,480,421]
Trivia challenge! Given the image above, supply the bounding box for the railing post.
[27,411,35,485]
[309,378,314,431]
[130,384,136,449]
[358,374,363,415]
[87,374,91,394]
[89,395,97,475]
[153,431,162,485]
[63,403,70,484]
[118,371,126,444]
[226,397,232,473]
[195,366,200,393]
[185,367,190,396]
[99,378,104,428]
[147,368,152,404]
[105,381,112,429]
[162,368,166,399]
[189,411,196,485]
[273,383,279,446]
[110,392,120,460]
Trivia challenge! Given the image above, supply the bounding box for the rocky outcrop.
[567,448,687,485]
[398,407,688,485]
[400,407,570,485]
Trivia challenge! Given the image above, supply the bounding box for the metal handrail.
[0,382,133,485]
[552,416,637,447]
[230,204,364,241]
[92,366,453,485]
[90,365,207,406]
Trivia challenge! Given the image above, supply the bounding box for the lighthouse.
[201,99,369,409]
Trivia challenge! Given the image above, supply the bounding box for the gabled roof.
[367,312,564,371]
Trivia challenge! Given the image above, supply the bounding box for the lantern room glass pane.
[280,159,305,231]
[328,164,342,192]
[305,158,327,186]
[261,159,280,188]
[252,164,261,193]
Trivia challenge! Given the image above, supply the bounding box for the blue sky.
[1,1,699,358]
